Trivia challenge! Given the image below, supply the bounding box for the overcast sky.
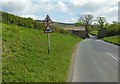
[0,0,119,23]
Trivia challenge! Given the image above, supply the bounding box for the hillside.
[36,20,75,28]
[2,23,82,82]
[1,11,45,30]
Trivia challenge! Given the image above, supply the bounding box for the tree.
[112,21,120,25]
[96,17,106,29]
[78,14,94,38]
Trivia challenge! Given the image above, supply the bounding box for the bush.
[105,23,120,37]
[52,25,70,34]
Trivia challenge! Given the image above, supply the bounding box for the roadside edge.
[67,42,81,82]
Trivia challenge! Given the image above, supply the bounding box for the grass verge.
[102,35,120,46]
[2,23,82,82]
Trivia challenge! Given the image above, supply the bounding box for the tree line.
[1,11,45,30]
[76,14,120,37]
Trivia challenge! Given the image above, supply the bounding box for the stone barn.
[63,27,86,38]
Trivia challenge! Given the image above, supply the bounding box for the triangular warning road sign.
[44,24,54,33]
[43,15,53,24]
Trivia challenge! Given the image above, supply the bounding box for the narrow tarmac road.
[71,35,119,82]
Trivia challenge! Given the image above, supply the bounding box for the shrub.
[52,25,70,34]
[105,23,120,37]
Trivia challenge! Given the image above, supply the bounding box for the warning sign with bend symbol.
[44,24,54,33]
[43,15,53,24]
[43,15,54,53]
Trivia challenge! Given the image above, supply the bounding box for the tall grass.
[2,23,82,82]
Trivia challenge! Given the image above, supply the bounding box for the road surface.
[71,35,119,82]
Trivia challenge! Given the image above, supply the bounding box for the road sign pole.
[47,33,50,53]
[43,15,53,54]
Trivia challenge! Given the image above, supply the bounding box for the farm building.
[63,27,87,38]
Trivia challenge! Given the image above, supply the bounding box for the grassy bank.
[102,35,119,46]
[2,23,82,82]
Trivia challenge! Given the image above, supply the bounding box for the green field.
[102,35,119,46]
[90,30,98,36]
[2,23,82,82]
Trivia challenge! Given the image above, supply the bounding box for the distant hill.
[54,22,74,25]
[35,20,44,22]
[35,20,75,27]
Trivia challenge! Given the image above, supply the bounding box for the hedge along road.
[69,35,118,82]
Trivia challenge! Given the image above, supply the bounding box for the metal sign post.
[43,15,53,54]
[47,33,50,53]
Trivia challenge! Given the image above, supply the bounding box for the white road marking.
[106,52,119,62]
